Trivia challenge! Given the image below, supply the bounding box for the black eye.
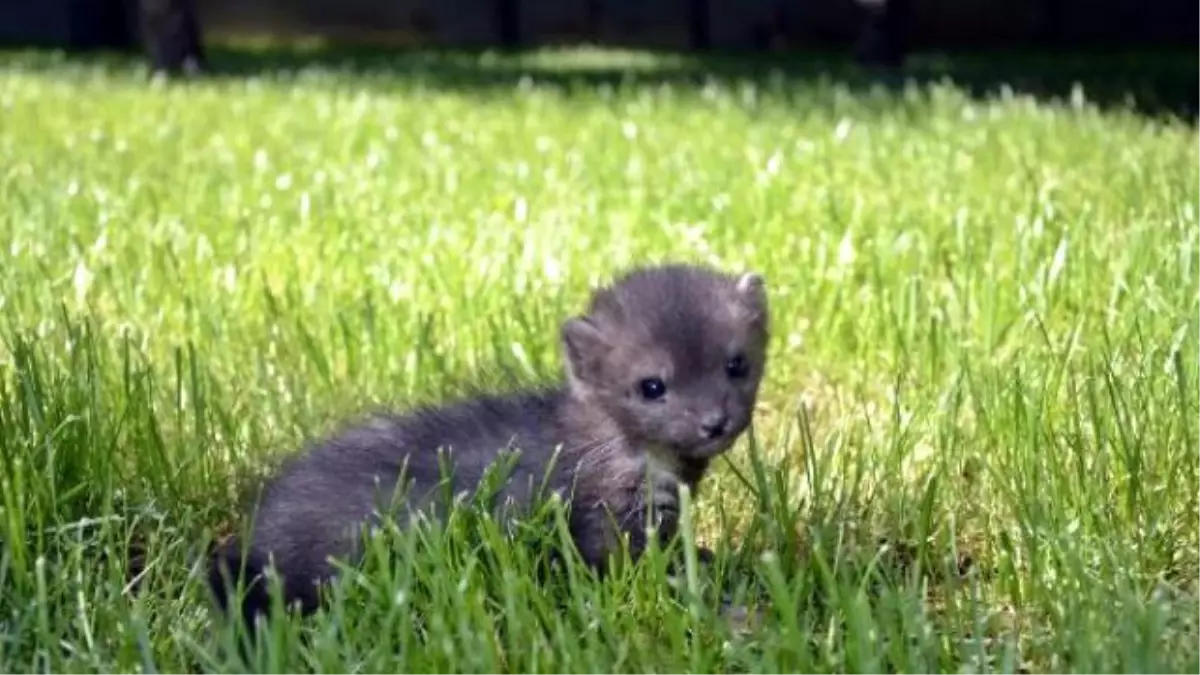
[639,377,667,401]
[725,354,750,379]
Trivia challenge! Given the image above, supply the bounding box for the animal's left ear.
[561,315,609,389]
[734,272,768,325]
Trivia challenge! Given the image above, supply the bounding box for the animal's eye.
[725,354,750,379]
[639,377,667,401]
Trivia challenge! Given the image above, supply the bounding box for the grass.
[0,43,1197,673]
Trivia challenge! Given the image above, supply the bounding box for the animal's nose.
[700,413,729,439]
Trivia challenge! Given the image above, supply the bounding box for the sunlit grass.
[0,46,1196,673]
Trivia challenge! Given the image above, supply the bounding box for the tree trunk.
[137,0,206,75]
[854,0,911,68]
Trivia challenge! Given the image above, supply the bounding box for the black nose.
[700,414,729,439]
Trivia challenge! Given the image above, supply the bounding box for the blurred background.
[1,0,1196,87]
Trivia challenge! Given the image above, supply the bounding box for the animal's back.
[212,387,571,622]
[382,386,573,503]
[268,387,569,530]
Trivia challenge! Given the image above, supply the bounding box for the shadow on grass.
[2,40,1198,123]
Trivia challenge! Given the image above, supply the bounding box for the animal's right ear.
[561,316,608,386]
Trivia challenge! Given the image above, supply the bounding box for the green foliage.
[0,46,1196,673]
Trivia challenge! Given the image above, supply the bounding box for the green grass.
[0,44,1197,673]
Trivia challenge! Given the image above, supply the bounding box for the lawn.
[0,44,1197,673]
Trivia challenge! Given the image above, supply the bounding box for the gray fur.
[208,262,770,625]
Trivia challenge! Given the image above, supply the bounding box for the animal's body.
[208,262,770,627]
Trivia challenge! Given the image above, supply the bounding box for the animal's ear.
[561,316,609,387]
[734,272,768,324]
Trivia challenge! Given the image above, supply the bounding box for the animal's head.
[561,263,770,461]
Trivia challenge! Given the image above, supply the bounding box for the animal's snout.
[699,412,730,439]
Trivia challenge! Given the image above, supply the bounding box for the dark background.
[2,0,1197,51]
[0,0,1196,120]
